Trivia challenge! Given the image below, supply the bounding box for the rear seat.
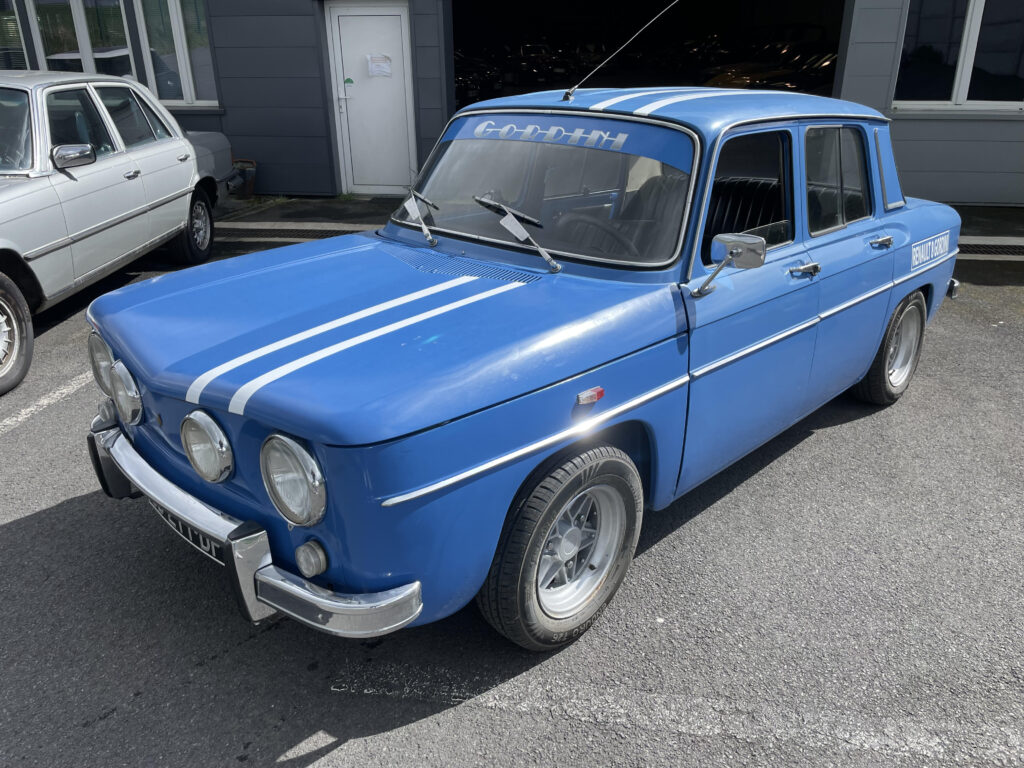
[702,177,784,262]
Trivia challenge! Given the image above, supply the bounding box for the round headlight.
[181,410,233,483]
[110,360,143,425]
[88,333,114,395]
[260,435,326,526]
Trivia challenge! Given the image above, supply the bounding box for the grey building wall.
[838,0,1024,206]
[128,0,452,197]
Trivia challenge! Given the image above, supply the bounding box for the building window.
[28,0,136,77]
[1,0,28,69]
[894,0,1024,108]
[134,0,216,105]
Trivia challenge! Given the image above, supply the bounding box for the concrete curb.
[218,221,380,232]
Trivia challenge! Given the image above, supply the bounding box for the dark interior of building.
[452,0,846,108]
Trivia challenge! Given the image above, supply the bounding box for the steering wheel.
[555,213,641,261]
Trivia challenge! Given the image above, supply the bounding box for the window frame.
[41,82,127,167]
[804,124,874,239]
[94,83,165,148]
[1,0,29,69]
[131,0,217,107]
[892,0,1024,112]
[25,0,138,79]
[698,125,797,267]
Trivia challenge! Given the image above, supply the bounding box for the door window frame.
[693,123,798,274]
[41,82,130,170]
[25,0,138,79]
[804,124,875,239]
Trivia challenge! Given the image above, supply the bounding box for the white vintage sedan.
[0,71,233,395]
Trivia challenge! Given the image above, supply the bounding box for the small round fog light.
[181,410,233,483]
[295,540,328,579]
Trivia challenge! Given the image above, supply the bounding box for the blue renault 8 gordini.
[87,88,960,650]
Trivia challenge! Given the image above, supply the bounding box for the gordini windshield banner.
[444,113,694,172]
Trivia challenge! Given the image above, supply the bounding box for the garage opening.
[452,0,846,109]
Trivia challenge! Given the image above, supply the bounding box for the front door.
[327,3,416,194]
[678,126,821,496]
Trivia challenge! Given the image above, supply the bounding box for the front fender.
[322,334,690,625]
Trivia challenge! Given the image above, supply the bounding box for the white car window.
[95,86,156,148]
[45,87,115,156]
[0,88,32,170]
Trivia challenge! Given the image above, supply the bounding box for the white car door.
[94,85,194,242]
[44,86,149,282]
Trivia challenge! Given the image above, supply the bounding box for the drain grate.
[959,243,1024,256]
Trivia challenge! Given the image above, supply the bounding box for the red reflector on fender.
[575,386,605,406]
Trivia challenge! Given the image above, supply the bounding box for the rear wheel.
[477,445,643,651]
[0,272,33,396]
[171,188,214,265]
[853,290,927,406]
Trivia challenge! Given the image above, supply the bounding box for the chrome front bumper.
[87,425,422,638]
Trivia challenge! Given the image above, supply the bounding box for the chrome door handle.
[123,169,140,180]
[177,153,190,162]
[870,235,893,248]
[788,262,821,277]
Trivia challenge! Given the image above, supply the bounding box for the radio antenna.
[562,0,682,101]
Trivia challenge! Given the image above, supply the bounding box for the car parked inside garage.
[86,87,960,650]
[0,71,234,395]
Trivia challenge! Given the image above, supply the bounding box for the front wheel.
[171,188,214,265]
[0,272,33,396]
[477,445,643,651]
[853,290,927,406]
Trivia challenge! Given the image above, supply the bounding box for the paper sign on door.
[367,54,392,77]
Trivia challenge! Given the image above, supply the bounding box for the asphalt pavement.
[1,237,1022,768]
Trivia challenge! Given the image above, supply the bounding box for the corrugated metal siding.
[410,0,452,165]
[839,0,1024,205]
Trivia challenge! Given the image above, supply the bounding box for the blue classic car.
[86,88,960,650]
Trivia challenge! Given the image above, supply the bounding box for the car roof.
[458,87,887,143]
[0,70,138,91]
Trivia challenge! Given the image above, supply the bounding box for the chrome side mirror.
[52,144,96,170]
[691,233,766,297]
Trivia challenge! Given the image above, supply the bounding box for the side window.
[95,87,156,148]
[806,126,872,236]
[136,96,172,140]
[702,130,792,264]
[45,88,114,156]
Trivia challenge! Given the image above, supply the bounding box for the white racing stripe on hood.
[227,282,524,416]
[185,276,477,404]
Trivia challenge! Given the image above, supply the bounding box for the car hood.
[89,234,685,445]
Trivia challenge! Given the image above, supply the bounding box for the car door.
[94,85,194,242]
[44,85,148,281]
[803,125,893,402]
[678,126,821,496]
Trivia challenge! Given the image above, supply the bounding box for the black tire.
[171,187,214,265]
[0,272,33,396]
[853,290,927,406]
[477,445,643,651]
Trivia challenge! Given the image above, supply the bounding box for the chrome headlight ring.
[260,434,327,527]
[181,410,234,484]
[109,360,143,426]
[87,332,115,396]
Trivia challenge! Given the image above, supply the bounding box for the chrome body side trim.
[90,426,423,638]
[380,373,691,507]
[690,317,820,380]
[818,282,892,320]
[394,107,702,270]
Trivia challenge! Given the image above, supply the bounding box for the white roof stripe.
[227,282,523,415]
[589,88,719,112]
[633,89,781,116]
[185,275,477,404]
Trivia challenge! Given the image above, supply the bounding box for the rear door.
[94,85,194,242]
[44,85,148,281]
[679,126,821,495]
[803,124,893,402]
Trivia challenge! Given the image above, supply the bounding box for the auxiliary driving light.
[295,540,328,578]
[88,332,115,395]
[260,434,327,526]
[181,410,233,483]
[109,360,143,425]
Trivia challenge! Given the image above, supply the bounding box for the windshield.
[395,113,695,266]
[0,88,33,172]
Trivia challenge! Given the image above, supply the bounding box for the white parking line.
[0,371,93,438]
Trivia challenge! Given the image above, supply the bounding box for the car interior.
[0,90,32,170]
[45,89,115,156]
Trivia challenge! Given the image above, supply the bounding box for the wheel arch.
[0,249,46,312]
[196,176,218,209]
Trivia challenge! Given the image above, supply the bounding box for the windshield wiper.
[402,189,439,246]
[472,195,561,273]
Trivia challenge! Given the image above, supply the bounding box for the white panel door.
[329,5,416,193]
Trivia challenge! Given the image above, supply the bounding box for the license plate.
[151,501,227,565]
